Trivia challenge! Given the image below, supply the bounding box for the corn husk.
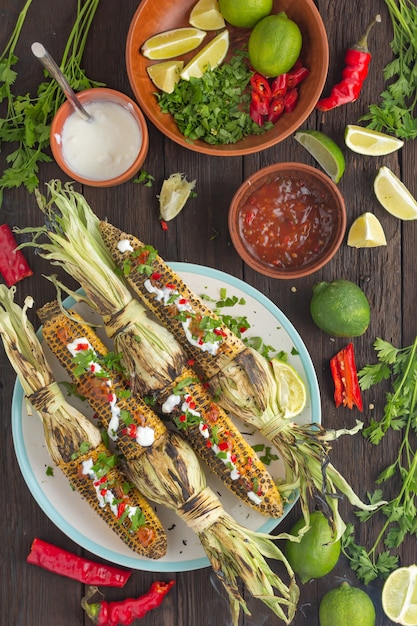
[125,431,299,626]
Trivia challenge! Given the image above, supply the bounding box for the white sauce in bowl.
[60,100,142,181]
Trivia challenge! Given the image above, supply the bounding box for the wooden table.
[1,1,416,624]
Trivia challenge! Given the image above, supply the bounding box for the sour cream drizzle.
[66,337,154,446]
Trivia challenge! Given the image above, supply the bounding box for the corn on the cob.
[0,286,167,559]
[98,219,386,541]
[38,300,283,518]
[23,181,303,626]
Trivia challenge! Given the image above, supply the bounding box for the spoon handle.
[31,42,93,122]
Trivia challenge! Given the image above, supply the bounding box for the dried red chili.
[82,580,175,625]
[0,224,33,286]
[27,538,132,587]
[330,343,363,411]
[316,14,381,112]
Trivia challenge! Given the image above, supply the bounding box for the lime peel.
[294,130,345,183]
[270,359,307,418]
[158,173,196,221]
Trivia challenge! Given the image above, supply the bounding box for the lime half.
[374,166,417,220]
[345,125,404,156]
[294,130,346,183]
[382,565,417,625]
[270,359,307,418]
[347,212,387,248]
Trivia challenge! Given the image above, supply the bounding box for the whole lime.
[310,279,370,337]
[218,0,272,28]
[319,582,376,626]
[248,13,302,77]
[285,511,341,584]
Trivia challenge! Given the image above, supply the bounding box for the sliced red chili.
[249,100,265,126]
[250,72,272,99]
[27,538,132,587]
[287,66,310,89]
[330,343,363,411]
[271,73,288,98]
[160,220,168,231]
[0,224,33,287]
[284,88,299,113]
[250,90,270,116]
[267,97,285,123]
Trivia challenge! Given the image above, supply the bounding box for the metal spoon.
[31,42,93,122]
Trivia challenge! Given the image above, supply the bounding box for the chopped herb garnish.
[133,170,155,187]
[46,466,54,476]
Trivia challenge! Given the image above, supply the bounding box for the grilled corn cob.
[98,220,386,541]
[0,286,167,559]
[38,300,283,518]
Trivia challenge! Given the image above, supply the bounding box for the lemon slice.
[180,29,229,80]
[141,28,207,60]
[382,565,417,625]
[374,166,417,220]
[294,130,346,183]
[345,125,404,156]
[270,359,307,419]
[189,0,226,30]
[147,61,184,93]
[159,173,196,221]
[347,212,387,248]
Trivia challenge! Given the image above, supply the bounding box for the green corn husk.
[21,180,185,395]
[124,430,299,626]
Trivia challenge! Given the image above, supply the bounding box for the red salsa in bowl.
[228,163,346,279]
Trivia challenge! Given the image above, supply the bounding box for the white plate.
[12,263,321,572]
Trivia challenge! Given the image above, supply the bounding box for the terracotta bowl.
[50,88,149,187]
[126,0,329,156]
[228,163,346,279]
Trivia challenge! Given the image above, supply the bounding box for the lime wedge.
[382,566,417,626]
[141,27,207,60]
[159,173,196,221]
[374,166,417,220]
[345,125,404,156]
[347,212,387,248]
[270,359,307,419]
[147,61,184,93]
[294,130,345,183]
[189,0,225,30]
[180,29,229,80]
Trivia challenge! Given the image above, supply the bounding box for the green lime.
[294,130,346,183]
[285,511,341,584]
[319,582,376,626]
[310,279,370,337]
[248,13,302,78]
[218,0,272,28]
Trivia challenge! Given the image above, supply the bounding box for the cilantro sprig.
[342,336,417,583]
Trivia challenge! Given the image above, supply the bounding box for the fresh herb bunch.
[342,337,417,584]
[157,51,272,145]
[361,0,417,139]
[0,0,102,206]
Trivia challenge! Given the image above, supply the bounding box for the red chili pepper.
[250,90,270,116]
[0,224,33,287]
[287,66,310,89]
[160,220,168,231]
[330,343,363,411]
[284,88,299,113]
[250,72,272,99]
[316,14,381,111]
[267,97,285,123]
[249,100,265,126]
[82,580,175,626]
[270,73,288,98]
[27,538,132,587]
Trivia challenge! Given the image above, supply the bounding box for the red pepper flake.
[218,441,230,451]
[107,393,115,403]
[239,327,247,334]
[75,342,90,351]
[165,283,177,290]
[160,220,168,231]
[151,272,162,281]
[230,454,237,463]
[0,224,33,287]
[206,440,212,448]
[178,297,189,305]
[117,502,127,519]
[213,328,227,337]
[179,414,187,423]
[330,343,363,411]
[100,488,108,497]
[187,358,195,366]
[200,423,208,431]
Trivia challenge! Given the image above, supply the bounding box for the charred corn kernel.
[57,441,167,559]
[158,369,283,518]
[99,221,245,379]
[37,301,168,460]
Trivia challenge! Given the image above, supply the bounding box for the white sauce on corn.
[66,337,154,446]
[82,458,139,521]
[117,239,134,253]
[143,278,220,355]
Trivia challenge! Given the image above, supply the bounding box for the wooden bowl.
[228,163,346,279]
[126,0,329,156]
[50,88,149,187]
